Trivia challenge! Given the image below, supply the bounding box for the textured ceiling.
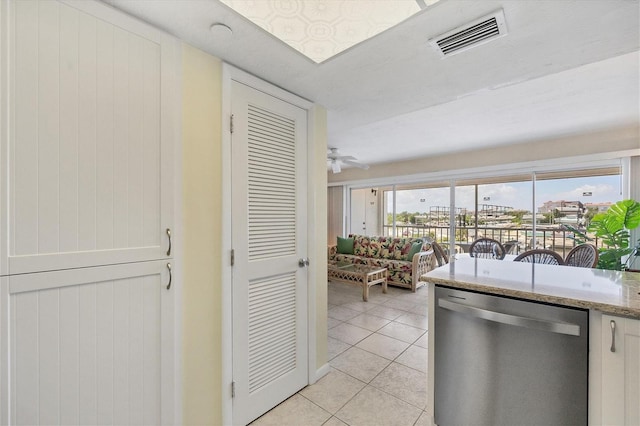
[102,0,640,168]
[219,0,437,63]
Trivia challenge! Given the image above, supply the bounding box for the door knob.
[298,258,310,267]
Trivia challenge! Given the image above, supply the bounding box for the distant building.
[476,204,514,219]
[538,200,584,214]
[538,200,585,226]
[584,202,613,212]
[522,213,547,223]
[414,215,429,226]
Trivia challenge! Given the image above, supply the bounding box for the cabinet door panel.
[601,314,640,425]
[5,260,173,425]
[2,0,176,275]
[623,320,640,424]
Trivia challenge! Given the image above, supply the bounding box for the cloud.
[538,183,620,204]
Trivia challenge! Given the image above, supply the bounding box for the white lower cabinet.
[599,314,640,425]
[1,260,174,425]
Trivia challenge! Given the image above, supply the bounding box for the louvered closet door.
[231,81,308,425]
[3,0,175,275]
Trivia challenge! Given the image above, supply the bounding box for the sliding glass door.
[454,176,532,255]
[381,183,450,240]
[347,165,623,259]
[534,167,622,257]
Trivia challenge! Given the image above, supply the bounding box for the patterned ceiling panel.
[220,0,440,63]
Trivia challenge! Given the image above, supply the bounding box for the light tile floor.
[251,281,431,426]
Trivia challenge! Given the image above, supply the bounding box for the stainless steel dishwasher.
[434,285,588,426]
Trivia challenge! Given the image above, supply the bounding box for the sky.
[389,175,622,213]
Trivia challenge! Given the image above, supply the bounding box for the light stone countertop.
[420,256,640,319]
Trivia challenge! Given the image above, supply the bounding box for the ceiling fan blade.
[342,159,369,170]
[327,153,356,161]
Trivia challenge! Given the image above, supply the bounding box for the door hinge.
[230,114,234,134]
[231,381,236,398]
[231,249,235,266]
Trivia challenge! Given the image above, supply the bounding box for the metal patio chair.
[469,238,506,260]
[513,249,564,265]
[564,244,598,268]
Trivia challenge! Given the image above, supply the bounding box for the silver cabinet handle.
[438,298,581,336]
[166,263,172,290]
[166,228,172,256]
[610,320,616,352]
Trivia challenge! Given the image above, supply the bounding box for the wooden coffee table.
[328,261,388,302]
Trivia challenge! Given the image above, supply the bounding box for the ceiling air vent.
[430,10,507,57]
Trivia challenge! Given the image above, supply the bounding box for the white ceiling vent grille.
[430,10,507,57]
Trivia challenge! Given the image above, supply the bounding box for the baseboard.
[311,363,331,384]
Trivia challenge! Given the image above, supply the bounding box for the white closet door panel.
[6,0,175,274]
[37,1,61,255]
[96,19,115,252]
[142,44,162,248]
[78,283,98,425]
[113,278,132,424]
[128,272,144,425]
[77,10,98,253]
[12,291,38,425]
[0,0,8,277]
[8,260,173,425]
[58,4,80,254]
[13,0,39,258]
[38,289,60,425]
[59,285,80,425]
[143,276,161,425]
[113,26,131,249]
[96,282,114,425]
[127,34,145,250]
[231,80,309,425]
[0,277,8,425]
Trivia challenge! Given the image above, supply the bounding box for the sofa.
[328,234,436,292]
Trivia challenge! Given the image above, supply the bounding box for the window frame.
[335,157,631,255]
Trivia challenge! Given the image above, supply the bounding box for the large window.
[382,183,450,240]
[350,166,622,258]
[533,168,622,256]
[454,175,532,255]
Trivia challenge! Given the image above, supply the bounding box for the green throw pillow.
[337,237,354,254]
[406,241,423,261]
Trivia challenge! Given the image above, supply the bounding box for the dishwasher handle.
[438,298,581,337]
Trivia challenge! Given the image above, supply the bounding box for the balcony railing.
[381,224,602,258]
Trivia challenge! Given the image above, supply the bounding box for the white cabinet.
[0,1,178,424]
[600,314,640,425]
[1,261,174,425]
[1,0,177,276]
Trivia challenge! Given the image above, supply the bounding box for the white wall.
[329,126,639,184]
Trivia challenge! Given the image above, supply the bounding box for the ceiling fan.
[327,148,369,173]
